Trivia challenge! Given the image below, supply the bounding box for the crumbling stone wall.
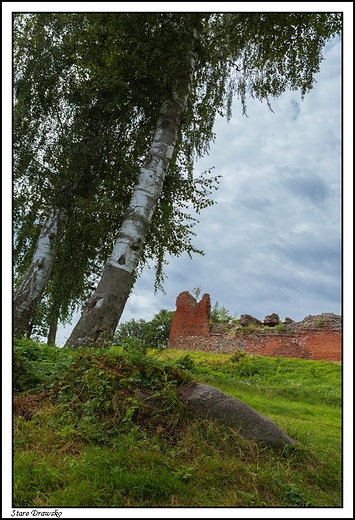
[168,292,342,362]
[243,329,341,361]
[169,291,211,340]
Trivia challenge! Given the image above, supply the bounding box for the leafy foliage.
[13,340,193,450]
[13,13,222,332]
[209,301,236,323]
[229,351,261,376]
[13,338,74,393]
[113,309,175,351]
[174,354,196,371]
[274,322,287,333]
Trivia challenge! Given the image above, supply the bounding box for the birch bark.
[13,208,68,337]
[66,49,196,348]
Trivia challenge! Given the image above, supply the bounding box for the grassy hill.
[13,338,342,507]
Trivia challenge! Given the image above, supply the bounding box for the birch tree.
[13,13,159,336]
[13,209,68,337]
[66,12,341,347]
[13,13,219,338]
[12,13,90,337]
[66,46,198,346]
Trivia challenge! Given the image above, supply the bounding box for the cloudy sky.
[52,31,343,345]
[3,4,350,348]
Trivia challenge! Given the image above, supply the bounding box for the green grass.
[13,340,342,508]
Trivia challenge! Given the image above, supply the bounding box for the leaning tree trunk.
[47,316,58,345]
[66,51,196,348]
[13,208,68,337]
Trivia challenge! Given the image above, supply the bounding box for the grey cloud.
[273,234,341,271]
[282,172,330,204]
[239,197,272,212]
[290,99,301,120]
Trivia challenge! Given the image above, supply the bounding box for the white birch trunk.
[66,50,196,348]
[13,208,68,337]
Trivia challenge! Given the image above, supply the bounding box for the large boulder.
[177,382,298,448]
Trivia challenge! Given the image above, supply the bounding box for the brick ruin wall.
[168,292,342,362]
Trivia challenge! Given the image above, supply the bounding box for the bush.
[13,348,42,393]
[229,350,260,376]
[121,337,148,358]
[209,302,236,324]
[174,354,195,371]
[230,350,248,363]
[274,323,286,333]
[13,338,73,393]
[114,309,174,350]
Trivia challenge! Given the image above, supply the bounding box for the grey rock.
[263,313,280,326]
[178,382,298,448]
[239,314,262,326]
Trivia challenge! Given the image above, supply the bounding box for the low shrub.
[274,323,286,333]
[13,338,73,394]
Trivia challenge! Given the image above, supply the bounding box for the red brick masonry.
[168,292,341,362]
[169,291,211,340]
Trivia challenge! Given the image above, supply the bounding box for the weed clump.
[13,338,73,393]
[229,350,260,376]
[274,323,287,333]
[13,342,195,447]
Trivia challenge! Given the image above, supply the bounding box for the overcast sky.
[52,33,343,345]
[3,5,350,348]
